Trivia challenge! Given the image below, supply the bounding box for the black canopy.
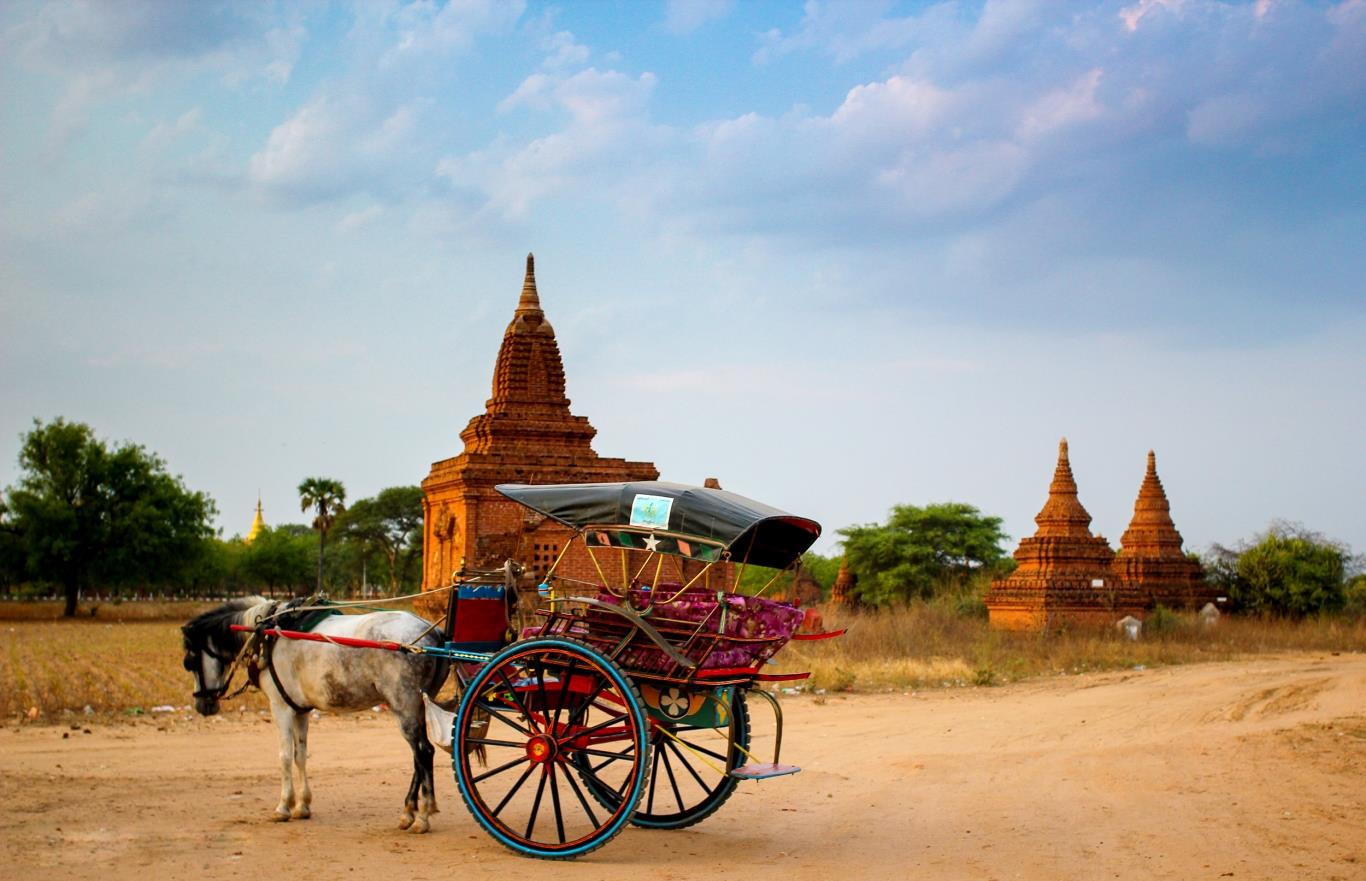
[495,481,822,570]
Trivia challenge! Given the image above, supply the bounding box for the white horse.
[181,598,450,833]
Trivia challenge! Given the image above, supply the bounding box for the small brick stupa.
[986,439,1144,630]
[419,255,660,616]
[829,557,859,608]
[1112,450,1214,610]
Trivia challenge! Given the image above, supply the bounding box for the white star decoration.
[644,534,661,552]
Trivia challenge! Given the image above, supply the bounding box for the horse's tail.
[417,625,451,700]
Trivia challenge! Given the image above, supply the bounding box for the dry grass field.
[773,604,1366,691]
[3,599,1363,722]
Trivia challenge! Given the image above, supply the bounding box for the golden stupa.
[245,497,265,544]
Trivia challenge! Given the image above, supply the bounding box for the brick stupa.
[1112,451,1214,610]
[986,439,1144,630]
[419,255,660,616]
[829,557,859,607]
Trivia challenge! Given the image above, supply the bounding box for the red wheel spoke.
[561,712,629,745]
[472,754,530,784]
[551,655,579,732]
[558,757,602,829]
[491,765,536,818]
[524,764,549,840]
[495,667,541,734]
[575,746,635,762]
[465,737,525,749]
[548,762,567,844]
[482,704,534,737]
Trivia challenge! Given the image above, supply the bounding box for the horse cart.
[224,481,842,859]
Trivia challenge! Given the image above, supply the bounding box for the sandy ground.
[2,654,1363,881]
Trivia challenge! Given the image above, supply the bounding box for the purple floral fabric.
[586,588,806,674]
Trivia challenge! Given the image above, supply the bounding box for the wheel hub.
[525,733,557,764]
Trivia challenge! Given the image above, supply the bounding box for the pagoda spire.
[517,252,541,314]
[1033,437,1095,538]
[460,254,594,455]
[245,495,265,544]
[1118,450,1185,556]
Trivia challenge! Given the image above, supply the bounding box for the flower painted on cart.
[659,687,690,718]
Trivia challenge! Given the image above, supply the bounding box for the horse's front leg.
[290,710,312,819]
[270,704,297,821]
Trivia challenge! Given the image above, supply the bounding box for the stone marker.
[1117,615,1143,640]
[1199,602,1221,628]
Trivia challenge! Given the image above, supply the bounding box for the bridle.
[185,629,256,704]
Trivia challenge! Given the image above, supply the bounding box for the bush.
[1230,524,1349,618]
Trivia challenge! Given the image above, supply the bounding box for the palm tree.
[298,477,346,595]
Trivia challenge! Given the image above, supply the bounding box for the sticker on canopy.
[629,494,673,529]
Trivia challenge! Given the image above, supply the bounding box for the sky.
[1,0,1364,560]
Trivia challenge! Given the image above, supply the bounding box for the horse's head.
[181,598,262,716]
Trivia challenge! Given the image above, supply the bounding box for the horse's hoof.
[408,816,430,834]
[272,811,291,823]
[291,806,311,820]
[397,814,414,830]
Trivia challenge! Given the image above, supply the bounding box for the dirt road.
[2,654,1362,881]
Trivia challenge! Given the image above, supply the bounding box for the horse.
[181,597,450,833]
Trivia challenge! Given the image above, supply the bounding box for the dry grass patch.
[777,603,1366,692]
[1,618,270,721]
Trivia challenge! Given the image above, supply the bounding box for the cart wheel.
[576,687,751,829]
[453,637,649,859]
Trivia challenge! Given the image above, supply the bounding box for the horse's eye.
[183,654,196,671]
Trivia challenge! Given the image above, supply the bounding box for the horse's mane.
[182,596,266,648]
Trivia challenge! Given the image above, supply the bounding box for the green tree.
[336,486,423,595]
[838,502,1009,605]
[1229,523,1350,617]
[0,495,24,591]
[298,477,346,596]
[243,525,315,596]
[4,418,216,615]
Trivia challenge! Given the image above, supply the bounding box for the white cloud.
[540,30,590,69]
[141,107,204,152]
[385,0,525,61]
[247,96,431,205]
[1119,0,1186,33]
[4,2,300,151]
[337,205,383,233]
[664,0,735,36]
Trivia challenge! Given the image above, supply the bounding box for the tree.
[242,525,315,596]
[1228,523,1350,617]
[298,476,346,596]
[336,486,423,595]
[838,502,1009,605]
[4,418,216,615]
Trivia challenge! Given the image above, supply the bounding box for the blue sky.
[2,0,1364,559]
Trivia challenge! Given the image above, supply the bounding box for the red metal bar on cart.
[229,624,407,652]
[752,671,811,682]
[693,666,760,679]
[790,628,847,641]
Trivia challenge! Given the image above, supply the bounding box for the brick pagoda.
[1112,450,1213,610]
[419,255,661,616]
[829,557,859,608]
[986,439,1145,630]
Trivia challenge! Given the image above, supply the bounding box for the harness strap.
[263,634,313,715]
